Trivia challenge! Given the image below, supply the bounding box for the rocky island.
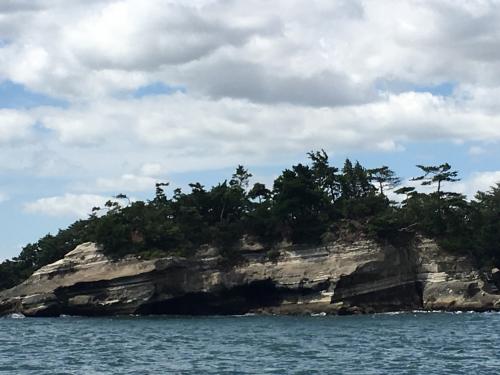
[1,153,499,316]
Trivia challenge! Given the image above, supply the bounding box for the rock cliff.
[1,236,499,317]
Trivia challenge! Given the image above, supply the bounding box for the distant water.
[1,312,500,374]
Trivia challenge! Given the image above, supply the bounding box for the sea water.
[1,312,499,374]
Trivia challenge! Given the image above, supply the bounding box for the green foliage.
[1,154,500,292]
[412,163,460,194]
[468,184,500,265]
[308,149,341,201]
[340,159,374,199]
[248,182,271,203]
[337,159,383,219]
[230,165,252,189]
[271,164,331,243]
[368,166,401,195]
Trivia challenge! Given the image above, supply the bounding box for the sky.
[1,0,500,260]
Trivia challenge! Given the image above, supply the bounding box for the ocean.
[1,312,499,374]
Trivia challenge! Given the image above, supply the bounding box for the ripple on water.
[0,313,499,374]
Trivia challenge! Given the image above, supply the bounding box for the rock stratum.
[1,236,500,317]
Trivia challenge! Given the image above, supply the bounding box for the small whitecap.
[6,313,25,319]
[311,312,327,317]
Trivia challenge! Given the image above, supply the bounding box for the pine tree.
[411,163,460,195]
[368,166,401,195]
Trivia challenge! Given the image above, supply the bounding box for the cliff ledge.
[1,236,499,316]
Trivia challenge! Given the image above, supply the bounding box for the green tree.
[340,159,374,199]
[248,182,271,203]
[308,149,341,201]
[411,163,460,195]
[230,165,252,189]
[469,184,500,265]
[368,166,401,195]
[272,164,330,243]
[153,182,170,205]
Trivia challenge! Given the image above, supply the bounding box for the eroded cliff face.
[1,237,499,317]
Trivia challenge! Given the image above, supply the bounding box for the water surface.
[1,312,499,374]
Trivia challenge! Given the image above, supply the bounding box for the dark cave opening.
[136,279,284,315]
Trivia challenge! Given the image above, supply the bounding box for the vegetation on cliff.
[1,151,499,290]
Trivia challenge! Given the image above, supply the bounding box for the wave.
[5,313,25,319]
[310,312,327,317]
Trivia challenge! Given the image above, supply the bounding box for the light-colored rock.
[1,237,499,316]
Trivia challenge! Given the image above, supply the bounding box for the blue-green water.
[1,312,499,374]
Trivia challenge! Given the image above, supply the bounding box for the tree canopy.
[412,163,460,194]
[1,152,499,291]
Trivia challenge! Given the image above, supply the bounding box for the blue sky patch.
[0,80,68,109]
[376,80,456,97]
[132,82,186,98]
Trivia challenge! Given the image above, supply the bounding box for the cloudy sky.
[1,0,500,260]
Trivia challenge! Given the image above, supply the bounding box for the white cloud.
[140,163,164,177]
[0,110,34,143]
[0,88,494,183]
[1,0,500,104]
[0,0,498,209]
[456,171,500,199]
[65,1,275,71]
[31,92,500,168]
[24,194,110,218]
[94,174,158,193]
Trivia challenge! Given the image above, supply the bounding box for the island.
[1,151,499,316]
